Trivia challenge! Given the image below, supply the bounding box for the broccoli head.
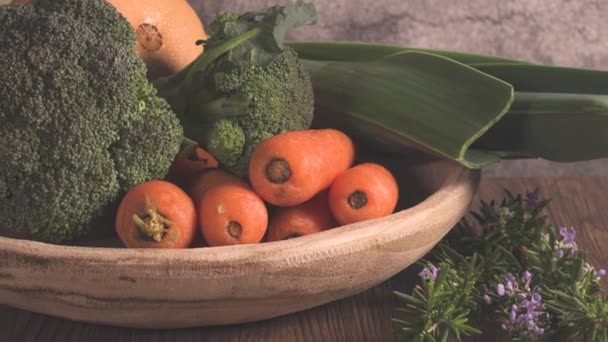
[156,2,317,177]
[0,0,183,243]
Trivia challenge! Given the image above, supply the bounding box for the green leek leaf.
[474,92,608,162]
[288,40,531,64]
[470,63,608,94]
[292,41,608,165]
[303,51,514,168]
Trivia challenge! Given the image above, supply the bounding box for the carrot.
[328,163,399,225]
[266,191,336,242]
[198,183,268,246]
[115,180,197,249]
[167,146,218,190]
[187,168,245,206]
[249,129,355,207]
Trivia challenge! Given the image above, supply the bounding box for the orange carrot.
[249,129,355,207]
[198,183,268,246]
[328,163,399,225]
[167,146,218,190]
[115,180,197,249]
[187,168,245,206]
[266,191,337,242]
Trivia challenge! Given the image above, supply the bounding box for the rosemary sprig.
[393,189,608,341]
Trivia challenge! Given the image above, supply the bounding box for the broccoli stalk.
[155,1,318,177]
[156,26,262,115]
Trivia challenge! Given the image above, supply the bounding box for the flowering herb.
[490,271,550,339]
[393,189,608,341]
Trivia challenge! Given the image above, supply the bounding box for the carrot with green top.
[328,163,399,225]
[249,129,355,207]
[198,183,268,246]
[266,191,336,242]
[115,180,197,249]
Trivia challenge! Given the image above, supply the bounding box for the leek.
[290,41,608,167]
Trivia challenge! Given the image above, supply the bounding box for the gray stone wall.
[191,0,608,177]
[193,0,608,69]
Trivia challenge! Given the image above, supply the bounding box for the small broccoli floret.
[206,11,240,41]
[205,119,246,167]
[197,48,314,175]
[156,1,317,177]
[0,0,183,243]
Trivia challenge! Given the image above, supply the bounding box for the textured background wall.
[193,0,608,69]
[192,0,608,177]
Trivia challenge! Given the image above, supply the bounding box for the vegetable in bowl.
[0,0,183,243]
[156,1,318,177]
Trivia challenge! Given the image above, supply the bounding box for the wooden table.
[2,175,607,342]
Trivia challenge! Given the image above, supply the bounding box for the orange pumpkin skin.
[109,0,207,80]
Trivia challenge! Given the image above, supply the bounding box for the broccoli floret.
[206,11,240,41]
[197,48,314,175]
[156,1,317,177]
[0,0,183,243]
[205,119,246,167]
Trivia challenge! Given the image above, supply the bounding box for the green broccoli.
[156,2,317,177]
[0,0,183,243]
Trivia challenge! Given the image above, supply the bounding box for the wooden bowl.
[0,156,479,328]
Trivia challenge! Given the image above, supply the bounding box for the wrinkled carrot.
[198,183,268,246]
[115,180,197,249]
[249,129,355,207]
[328,163,399,225]
[187,168,245,206]
[167,146,219,190]
[266,191,336,242]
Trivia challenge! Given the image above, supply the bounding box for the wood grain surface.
[2,175,607,341]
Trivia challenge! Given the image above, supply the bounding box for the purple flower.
[596,269,607,278]
[509,309,517,322]
[493,271,551,339]
[526,190,542,211]
[430,265,439,280]
[559,227,576,244]
[419,268,431,280]
[419,264,439,281]
[554,227,579,259]
[497,284,505,296]
[524,300,536,311]
[524,313,536,327]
